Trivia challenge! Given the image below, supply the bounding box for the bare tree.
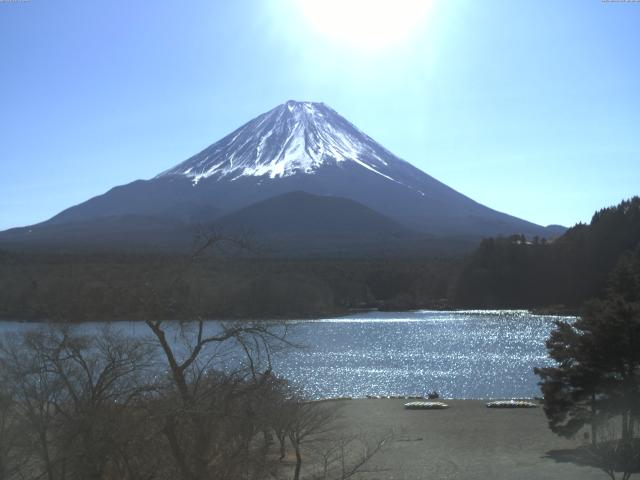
[280,398,392,480]
[0,379,25,480]
[262,376,296,461]
[287,400,340,480]
[142,315,293,480]
[0,326,156,480]
[132,232,295,480]
[311,431,392,480]
[0,330,66,480]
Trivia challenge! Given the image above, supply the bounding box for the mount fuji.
[0,100,563,254]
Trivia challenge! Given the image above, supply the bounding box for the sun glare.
[294,0,433,52]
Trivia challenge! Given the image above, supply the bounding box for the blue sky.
[0,0,638,230]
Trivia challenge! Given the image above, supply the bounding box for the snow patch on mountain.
[157,101,411,187]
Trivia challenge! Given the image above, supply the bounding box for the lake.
[0,310,570,399]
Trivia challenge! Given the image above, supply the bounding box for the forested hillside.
[454,197,640,309]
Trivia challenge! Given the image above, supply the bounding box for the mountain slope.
[0,100,563,254]
[212,191,429,256]
[0,215,193,252]
[216,191,413,236]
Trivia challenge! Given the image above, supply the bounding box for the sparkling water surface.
[281,310,568,399]
[0,310,570,399]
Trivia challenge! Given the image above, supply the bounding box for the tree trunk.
[293,442,302,480]
[591,393,597,447]
[277,433,286,460]
[162,417,195,480]
[262,429,271,448]
[39,428,56,480]
[622,411,629,443]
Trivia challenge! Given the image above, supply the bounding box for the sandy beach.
[328,399,611,480]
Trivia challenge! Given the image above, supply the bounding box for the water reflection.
[280,310,566,399]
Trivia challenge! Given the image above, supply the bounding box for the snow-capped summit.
[157,100,405,185]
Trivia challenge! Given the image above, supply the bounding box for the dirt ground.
[325,399,619,480]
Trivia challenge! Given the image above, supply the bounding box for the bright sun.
[294,0,433,52]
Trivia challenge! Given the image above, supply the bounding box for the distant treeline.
[0,251,459,321]
[2,197,638,321]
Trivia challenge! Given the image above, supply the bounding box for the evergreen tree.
[535,250,640,446]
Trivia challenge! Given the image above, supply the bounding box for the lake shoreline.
[312,395,543,402]
[0,306,578,324]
